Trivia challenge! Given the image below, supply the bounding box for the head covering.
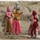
[15,2,20,10]
[7,7,11,12]
[32,10,38,21]
[32,10,37,16]
[12,2,20,13]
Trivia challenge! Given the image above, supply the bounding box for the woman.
[4,7,12,34]
[12,8,23,35]
[28,11,39,38]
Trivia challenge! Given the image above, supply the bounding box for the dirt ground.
[0,21,40,40]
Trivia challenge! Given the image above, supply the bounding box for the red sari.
[12,17,21,35]
[28,11,39,37]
